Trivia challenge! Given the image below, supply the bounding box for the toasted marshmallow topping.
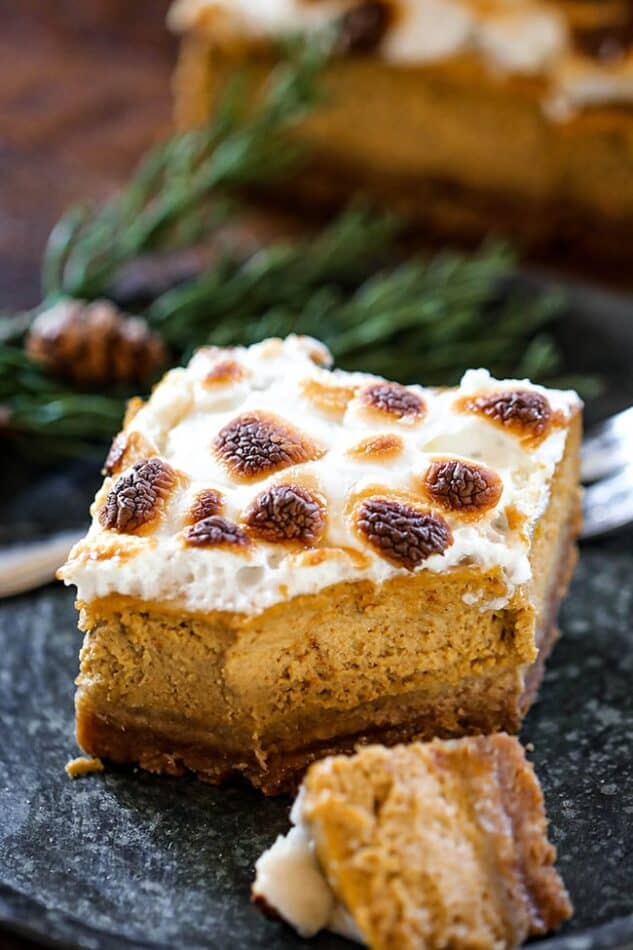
[547,55,633,117]
[59,337,580,616]
[169,0,565,74]
[252,789,364,943]
[168,0,633,111]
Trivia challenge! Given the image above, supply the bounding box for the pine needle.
[0,347,125,458]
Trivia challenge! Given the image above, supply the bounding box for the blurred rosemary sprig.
[147,225,568,383]
[41,36,329,303]
[0,347,125,459]
[1,230,576,458]
[0,36,593,462]
[155,236,564,385]
[147,205,402,353]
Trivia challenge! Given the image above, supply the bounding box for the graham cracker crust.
[75,688,521,796]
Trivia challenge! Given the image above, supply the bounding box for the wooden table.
[0,0,174,311]
[0,2,172,945]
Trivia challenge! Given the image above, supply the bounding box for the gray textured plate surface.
[1,276,633,949]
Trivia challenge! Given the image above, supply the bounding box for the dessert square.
[60,335,582,793]
[170,0,633,280]
[252,734,573,947]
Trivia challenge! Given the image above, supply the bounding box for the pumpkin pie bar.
[252,734,573,947]
[59,335,581,794]
[170,0,633,281]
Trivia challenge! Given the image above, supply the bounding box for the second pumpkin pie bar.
[59,335,581,793]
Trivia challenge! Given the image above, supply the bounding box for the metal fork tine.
[581,406,633,483]
[581,463,633,539]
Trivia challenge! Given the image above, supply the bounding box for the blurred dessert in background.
[169,0,633,282]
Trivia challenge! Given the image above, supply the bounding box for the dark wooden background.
[0,4,173,945]
[0,0,174,312]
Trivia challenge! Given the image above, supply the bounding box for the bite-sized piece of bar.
[170,0,633,283]
[59,335,581,794]
[252,735,573,948]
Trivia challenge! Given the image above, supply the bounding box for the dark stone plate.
[1,277,633,950]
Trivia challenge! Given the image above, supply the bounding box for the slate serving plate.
[1,276,633,950]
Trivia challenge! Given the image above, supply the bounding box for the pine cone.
[26,299,168,388]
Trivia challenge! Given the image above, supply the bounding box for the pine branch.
[147,205,402,351]
[148,234,568,387]
[0,347,125,458]
[1,236,586,461]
